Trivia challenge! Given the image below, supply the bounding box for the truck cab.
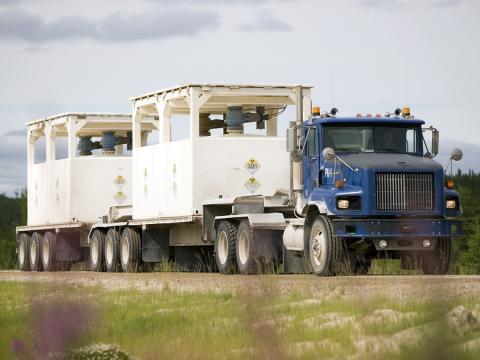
[298,110,463,275]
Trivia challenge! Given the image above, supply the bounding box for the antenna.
[403,65,408,106]
[330,68,334,109]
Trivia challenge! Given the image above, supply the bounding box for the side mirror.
[322,147,336,161]
[450,148,463,162]
[431,128,439,157]
[286,126,296,152]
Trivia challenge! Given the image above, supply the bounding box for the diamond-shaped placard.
[244,177,261,194]
[244,158,260,175]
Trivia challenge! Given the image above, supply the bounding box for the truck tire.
[236,220,276,275]
[42,232,57,271]
[215,220,238,274]
[306,216,343,276]
[90,230,105,272]
[422,237,452,275]
[120,228,141,272]
[18,233,31,271]
[30,232,43,272]
[105,229,121,272]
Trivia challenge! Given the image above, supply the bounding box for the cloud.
[98,9,220,42]
[237,10,292,32]
[0,8,220,43]
[352,0,406,9]
[0,0,19,6]
[21,46,49,53]
[4,129,25,136]
[436,138,480,174]
[430,0,466,7]
[148,0,279,4]
[0,134,27,195]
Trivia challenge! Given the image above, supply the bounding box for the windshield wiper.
[335,148,361,153]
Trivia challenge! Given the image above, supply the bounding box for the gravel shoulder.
[1,271,479,301]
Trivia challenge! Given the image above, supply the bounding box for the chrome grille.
[376,172,435,211]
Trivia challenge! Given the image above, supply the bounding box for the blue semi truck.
[213,90,464,276]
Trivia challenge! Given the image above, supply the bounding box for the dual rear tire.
[18,232,66,272]
[215,220,276,275]
[89,227,143,272]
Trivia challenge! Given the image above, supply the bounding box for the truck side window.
[306,128,318,157]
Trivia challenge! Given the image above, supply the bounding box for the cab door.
[302,126,320,198]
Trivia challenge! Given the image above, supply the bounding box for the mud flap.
[283,246,310,274]
[142,229,170,263]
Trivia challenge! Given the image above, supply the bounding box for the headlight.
[337,199,350,209]
[446,200,456,209]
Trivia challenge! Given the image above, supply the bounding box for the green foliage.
[0,190,26,269]
[0,171,479,273]
[451,172,480,273]
[1,281,480,359]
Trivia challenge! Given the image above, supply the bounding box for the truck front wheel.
[422,237,452,275]
[215,220,237,274]
[307,216,343,276]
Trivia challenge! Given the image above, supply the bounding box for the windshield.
[323,125,421,154]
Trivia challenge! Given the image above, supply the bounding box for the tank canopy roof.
[26,112,130,127]
[130,83,313,102]
[312,117,425,126]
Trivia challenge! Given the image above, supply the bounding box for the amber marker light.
[446,179,455,189]
[335,179,345,188]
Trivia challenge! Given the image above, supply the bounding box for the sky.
[0,0,479,194]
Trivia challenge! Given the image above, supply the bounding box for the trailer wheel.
[306,216,343,276]
[422,238,452,275]
[215,220,238,274]
[105,229,121,272]
[236,220,274,275]
[120,228,141,272]
[42,232,57,271]
[90,230,105,272]
[30,232,43,272]
[18,233,31,271]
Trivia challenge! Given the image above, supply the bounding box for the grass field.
[1,279,480,359]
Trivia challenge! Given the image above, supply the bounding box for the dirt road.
[1,271,479,301]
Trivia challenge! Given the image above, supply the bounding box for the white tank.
[129,84,313,219]
[26,113,135,226]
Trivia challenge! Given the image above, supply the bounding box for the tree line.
[0,173,479,272]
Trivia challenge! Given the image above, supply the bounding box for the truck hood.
[337,153,443,171]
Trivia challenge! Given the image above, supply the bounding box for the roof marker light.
[402,107,411,117]
[312,106,321,116]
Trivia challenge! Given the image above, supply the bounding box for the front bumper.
[333,218,463,238]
